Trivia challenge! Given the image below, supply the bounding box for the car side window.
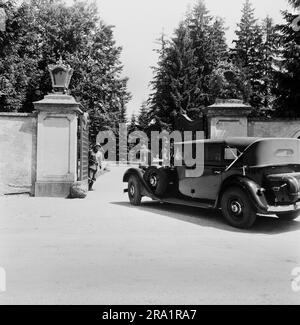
[274,149,294,157]
[224,147,238,161]
[205,145,222,163]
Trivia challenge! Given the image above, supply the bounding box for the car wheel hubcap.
[230,200,242,215]
[130,185,135,196]
[150,175,158,187]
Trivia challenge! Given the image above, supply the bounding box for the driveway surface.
[0,166,300,304]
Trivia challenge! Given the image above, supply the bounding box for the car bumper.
[266,201,300,214]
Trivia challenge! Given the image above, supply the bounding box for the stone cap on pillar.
[33,93,83,115]
[204,99,253,117]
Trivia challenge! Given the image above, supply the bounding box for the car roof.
[175,137,261,148]
[176,137,300,149]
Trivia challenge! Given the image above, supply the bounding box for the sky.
[94,0,290,117]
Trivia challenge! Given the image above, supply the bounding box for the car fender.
[123,168,158,200]
[216,176,269,213]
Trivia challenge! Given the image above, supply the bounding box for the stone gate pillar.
[33,60,83,197]
[204,99,253,139]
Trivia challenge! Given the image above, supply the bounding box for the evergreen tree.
[232,0,257,68]
[137,101,150,133]
[208,61,250,102]
[273,1,300,117]
[187,0,214,109]
[231,0,279,113]
[259,16,281,110]
[148,32,177,131]
[168,22,203,119]
[231,0,262,109]
[148,0,229,131]
[119,100,127,124]
[210,18,229,63]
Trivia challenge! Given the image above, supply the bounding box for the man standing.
[96,145,104,171]
[88,143,101,191]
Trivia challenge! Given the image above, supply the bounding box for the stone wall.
[248,119,300,138]
[210,116,249,139]
[0,110,299,197]
[0,113,37,195]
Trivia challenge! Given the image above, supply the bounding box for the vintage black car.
[123,138,300,229]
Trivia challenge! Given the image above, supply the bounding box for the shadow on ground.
[111,200,300,235]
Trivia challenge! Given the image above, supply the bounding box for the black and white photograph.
[0,0,300,308]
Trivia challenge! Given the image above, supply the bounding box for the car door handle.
[213,169,222,175]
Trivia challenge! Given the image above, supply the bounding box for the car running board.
[157,197,215,210]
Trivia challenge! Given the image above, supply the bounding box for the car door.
[178,144,224,200]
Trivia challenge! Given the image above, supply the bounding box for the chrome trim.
[267,202,300,213]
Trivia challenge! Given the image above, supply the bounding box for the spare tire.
[143,167,169,197]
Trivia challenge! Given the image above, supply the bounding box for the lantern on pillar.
[34,58,84,198]
[48,57,74,94]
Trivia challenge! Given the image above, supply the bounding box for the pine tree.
[259,16,281,110]
[208,61,250,102]
[168,22,203,119]
[137,101,150,133]
[210,18,229,64]
[232,0,257,68]
[149,22,204,129]
[273,2,300,117]
[231,0,276,112]
[148,0,229,131]
[187,0,214,108]
[148,32,173,131]
[248,23,265,110]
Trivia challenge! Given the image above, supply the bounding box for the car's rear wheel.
[143,166,168,197]
[277,211,300,221]
[128,176,142,206]
[221,187,257,229]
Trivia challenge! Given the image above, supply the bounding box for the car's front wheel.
[221,187,257,229]
[128,176,142,206]
[277,211,300,221]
